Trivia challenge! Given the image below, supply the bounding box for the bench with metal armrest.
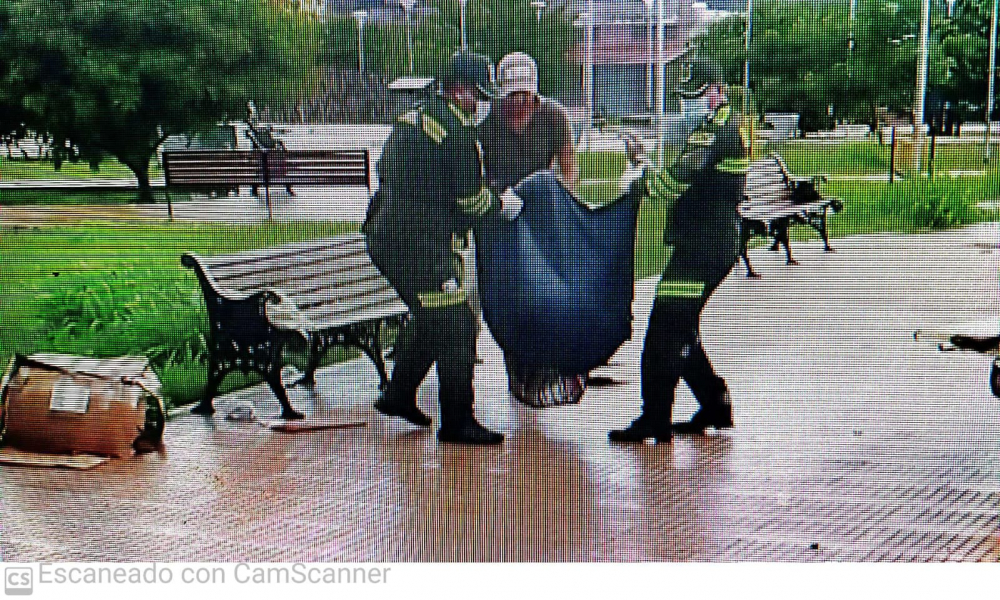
[181,233,408,419]
[162,149,370,220]
[739,153,843,278]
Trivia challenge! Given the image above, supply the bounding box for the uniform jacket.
[364,94,497,298]
[649,104,747,257]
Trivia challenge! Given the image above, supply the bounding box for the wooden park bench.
[181,233,408,419]
[738,153,844,278]
[162,149,371,220]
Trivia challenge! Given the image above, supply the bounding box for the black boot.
[374,394,432,427]
[609,413,672,444]
[438,409,503,445]
[672,391,733,434]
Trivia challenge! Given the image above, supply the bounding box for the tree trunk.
[121,154,154,204]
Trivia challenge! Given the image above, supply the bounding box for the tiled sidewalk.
[2,225,998,561]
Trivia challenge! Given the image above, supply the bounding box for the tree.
[693,0,964,130]
[0,0,319,201]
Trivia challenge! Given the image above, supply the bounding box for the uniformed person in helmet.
[364,50,523,445]
[610,58,749,444]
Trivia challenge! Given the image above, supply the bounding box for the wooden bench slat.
[226,266,389,304]
[302,297,409,331]
[737,153,840,277]
[215,254,376,291]
[198,235,365,270]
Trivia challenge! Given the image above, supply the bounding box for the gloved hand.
[624,133,648,167]
[499,188,524,221]
[618,162,648,194]
[441,278,460,293]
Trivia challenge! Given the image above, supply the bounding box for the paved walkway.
[2,224,999,561]
[0,186,373,226]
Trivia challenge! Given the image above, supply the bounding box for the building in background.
[566,0,699,119]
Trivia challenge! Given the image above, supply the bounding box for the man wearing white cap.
[479,51,584,407]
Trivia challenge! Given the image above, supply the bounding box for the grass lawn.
[0,156,162,180]
[0,221,357,407]
[770,139,997,176]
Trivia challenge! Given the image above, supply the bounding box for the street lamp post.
[531,0,546,45]
[400,0,416,74]
[913,0,930,170]
[745,0,753,118]
[574,11,595,130]
[531,0,546,23]
[847,0,856,105]
[459,0,468,49]
[353,10,368,74]
[654,0,665,125]
[643,0,654,112]
[986,0,998,161]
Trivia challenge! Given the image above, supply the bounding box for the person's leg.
[677,333,733,433]
[374,307,434,427]
[609,297,694,443]
[676,269,736,433]
[434,304,503,445]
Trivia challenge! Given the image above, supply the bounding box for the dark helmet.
[441,50,497,98]
[676,58,725,98]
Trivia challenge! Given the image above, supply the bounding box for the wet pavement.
[0,186,373,225]
[2,224,999,562]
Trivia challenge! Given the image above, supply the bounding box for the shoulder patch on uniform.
[421,113,448,144]
[397,110,420,126]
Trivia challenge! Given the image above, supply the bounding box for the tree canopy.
[694,0,995,131]
[0,0,319,199]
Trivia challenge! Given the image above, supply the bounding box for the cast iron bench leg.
[356,322,391,391]
[291,337,322,388]
[739,221,761,278]
[991,359,1000,398]
[774,219,798,265]
[819,209,835,252]
[266,368,305,420]
[192,357,225,415]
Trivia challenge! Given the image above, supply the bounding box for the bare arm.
[555,141,578,188]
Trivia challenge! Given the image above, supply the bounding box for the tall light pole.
[459,0,468,49]
[913,0,931,169]
[400,0,416,74]
[643,0,654,112]
[745,0,753,118]
[986,0,998,161]
[847,0,856,107]
[574,11,595,126]
[654,0,665,124]
[353,9,368,74]
[531,0,546,45]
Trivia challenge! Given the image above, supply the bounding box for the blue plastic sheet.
[474,170,639,373]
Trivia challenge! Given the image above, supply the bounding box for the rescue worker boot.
[374,394,432,427]
[674,337,733,434]
[373,315,435,428]
[437,406,504,445]
[672,390,733,434]
[608,412,673,444]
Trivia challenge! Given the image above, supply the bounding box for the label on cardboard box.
[50,377,90,414]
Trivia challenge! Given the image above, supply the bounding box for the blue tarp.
[474,171,639,373]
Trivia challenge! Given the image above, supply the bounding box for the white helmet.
[497,52,538,97]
